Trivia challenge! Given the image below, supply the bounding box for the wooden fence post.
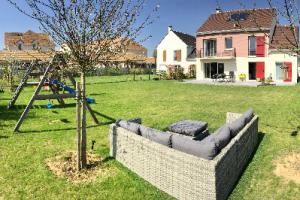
[76,82,82,170]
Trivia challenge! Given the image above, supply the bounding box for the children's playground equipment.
[7,55,99,132]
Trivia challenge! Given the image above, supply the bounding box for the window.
[276,62,292,81]
[163,50,166,62]
[225,37,232,49]
[16,40,23,51]
[248,62,256,80]
[32,40,38,50]
[173,50,181,61]
[204,39,216,57]
[248,36,256,56]
[204,62,225,78]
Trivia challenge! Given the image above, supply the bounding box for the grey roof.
[173,31,196,46]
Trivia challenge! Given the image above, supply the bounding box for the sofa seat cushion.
[168,120,208,137]
[116,120,141,135]
[242,108,254,124]
[140,125,172,147]
[207,125,231,150]
[171,133,218,160]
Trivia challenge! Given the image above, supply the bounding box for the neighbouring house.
[60,38,155,69]
[196,8,299,84]
[0,30,55,61]
[156,26,197,74]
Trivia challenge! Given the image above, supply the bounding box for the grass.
[1,75,300,200]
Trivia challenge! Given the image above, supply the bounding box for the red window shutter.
[163,50,166,62]
[284,62,292,82]
[256,62,265,79]
[256,36,265,57]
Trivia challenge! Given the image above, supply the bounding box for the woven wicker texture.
[110,113,259,200]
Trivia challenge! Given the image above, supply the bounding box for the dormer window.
[16,40,24,50]
[32,40,39,50]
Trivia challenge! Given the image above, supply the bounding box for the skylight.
[230,12,249,22]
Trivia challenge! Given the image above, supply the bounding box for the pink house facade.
[196,8,299,84]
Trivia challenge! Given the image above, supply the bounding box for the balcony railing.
[197,48,236,58]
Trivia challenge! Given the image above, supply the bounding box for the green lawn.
[1,76,300,200]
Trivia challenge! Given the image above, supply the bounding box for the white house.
[156,26,196,74]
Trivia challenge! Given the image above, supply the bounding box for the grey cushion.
[172,133,218,160]
[140,125,172,147]
[209,125,231,150]
[242,108,254,123]
[228,117,245,137]
[168,120,208,137]
[116,120,141,135]
[128,118,142,124]
[168,131,209,141]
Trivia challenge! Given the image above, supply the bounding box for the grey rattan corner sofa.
[109,112,259,200]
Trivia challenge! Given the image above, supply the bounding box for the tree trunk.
[76,82,82,170]
[80,72,87,168]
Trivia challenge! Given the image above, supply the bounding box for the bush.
[187,65,196,78]
[167,65,185,81]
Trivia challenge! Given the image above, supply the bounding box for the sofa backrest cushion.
[140,125,172,147]
[171,133,218,160]
[242,108,254,124]
[209,125,231,150]
[228,117,246,137]
[116,120,141,135]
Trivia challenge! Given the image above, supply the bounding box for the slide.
[51,79,95,104]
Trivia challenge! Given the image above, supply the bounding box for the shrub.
[187,65,196,78]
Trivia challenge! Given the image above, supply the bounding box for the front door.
[256,62,265,80]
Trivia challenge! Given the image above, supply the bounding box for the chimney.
[168,26,173,33]
[215,7,222,14]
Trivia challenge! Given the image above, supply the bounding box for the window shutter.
[177,50,181,61]
[284,62,292,82]
[256,36,265,57]
[256,62,265,79]
[163,50,166,62]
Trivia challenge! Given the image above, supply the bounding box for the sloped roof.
[173,31,196,46]
[270,25,299,50]
[0,50,53,61]
[4,30,55,48]
[197,8,276,35]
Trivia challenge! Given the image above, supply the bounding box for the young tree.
[7,0,158,170]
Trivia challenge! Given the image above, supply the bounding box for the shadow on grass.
[86,80,129,85]
[0,135,9,139]
[89,93,106,96]
[228,132,265,198]
[17,121,115,134]
[93,110,116,122]
[0,105,28,122]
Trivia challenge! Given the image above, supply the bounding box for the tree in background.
[7,0,159,170]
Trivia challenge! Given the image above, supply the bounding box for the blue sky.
[0,0,273,56]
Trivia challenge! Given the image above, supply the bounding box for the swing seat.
[47,103,55,109]
[87,97,95,104]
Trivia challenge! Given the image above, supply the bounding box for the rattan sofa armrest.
[226,112,243,123]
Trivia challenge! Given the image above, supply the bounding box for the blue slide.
[51,79,95,104]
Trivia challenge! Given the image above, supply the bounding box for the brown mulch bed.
[274,151,300,184]
[45,151,115,183]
